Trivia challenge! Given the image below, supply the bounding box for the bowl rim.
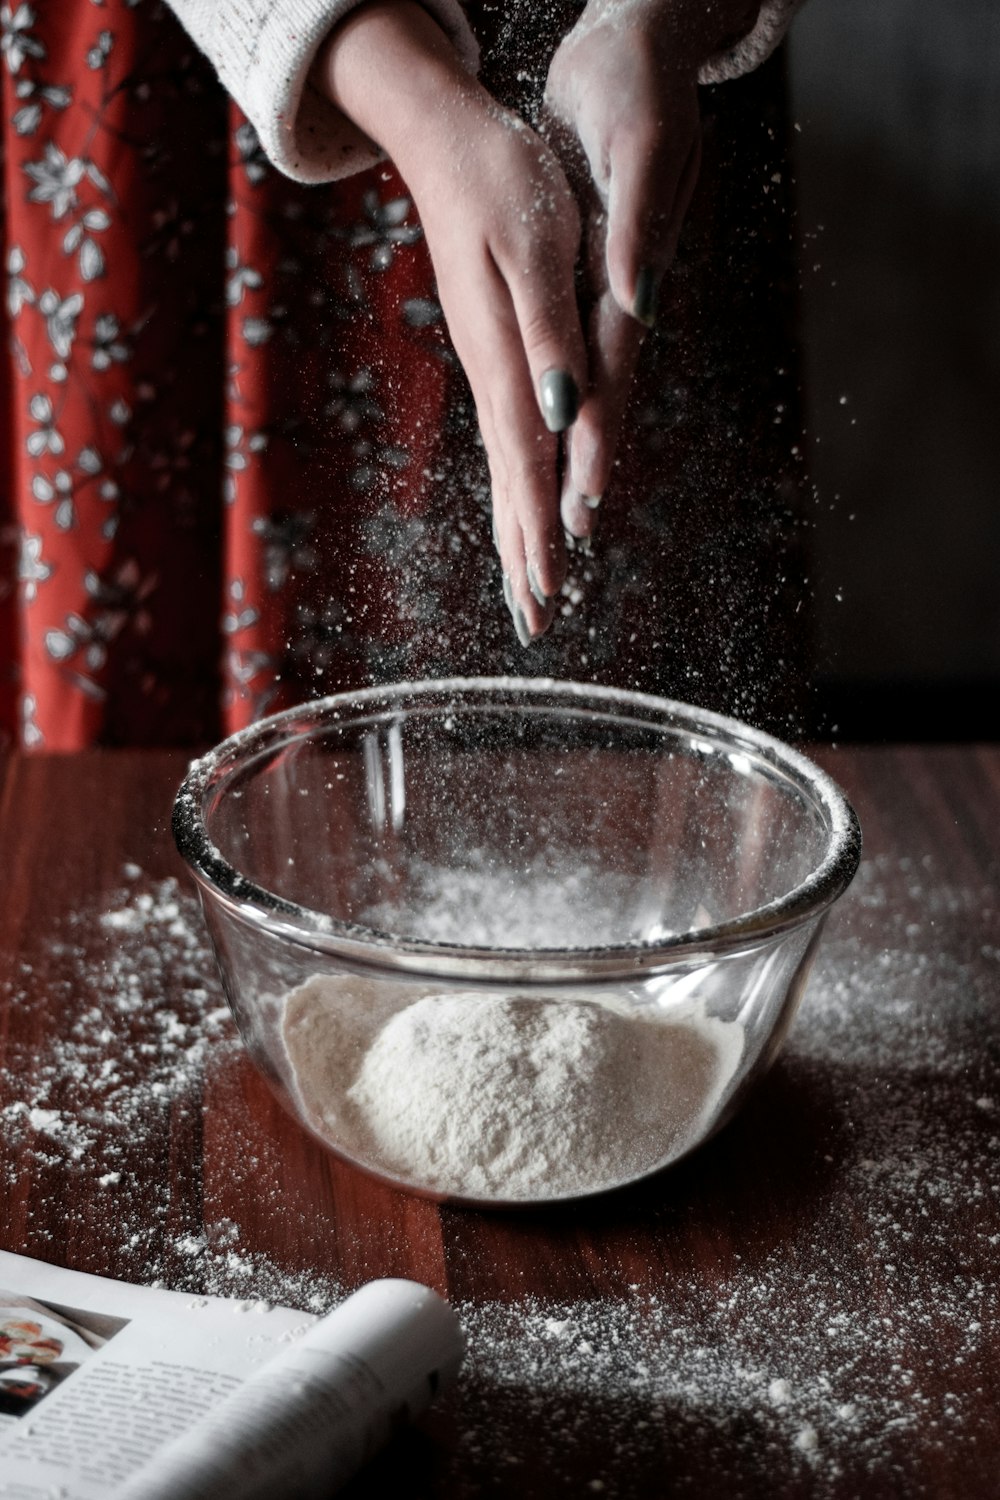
[172,676,862,983]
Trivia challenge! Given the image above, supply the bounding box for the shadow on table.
[612,1054,846,1232]
[441,1058,848,1297]
[337,1383,811,1500]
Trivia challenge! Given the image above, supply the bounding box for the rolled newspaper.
[116,1278,463,1499]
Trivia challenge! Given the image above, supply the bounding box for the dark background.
[789,0,1000,740]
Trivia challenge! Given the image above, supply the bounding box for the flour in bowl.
[280,976,744,1200]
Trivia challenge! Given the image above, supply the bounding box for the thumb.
[605,105,702,327]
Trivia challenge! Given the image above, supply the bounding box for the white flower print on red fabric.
[225,246,262,307]
[64,206,112,281]
[7,244,33,315]
[1,3,44,75]
[17,533,52,602]
[20,692,44,748]
[26,392,63,456]
[234,121,268,185]
[348,190,421,271]
[86,29,114,71]
[37,287,83,356]
[13,76,70,135]
[24,141,84,218]
[222,577,258,637]
[90,313,128,369]
[31,469,76,531]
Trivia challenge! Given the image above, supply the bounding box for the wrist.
[572,0,760,73]
[314,1,487,179]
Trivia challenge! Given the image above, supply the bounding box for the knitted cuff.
[201,0,480,183]
[697,0,802,86]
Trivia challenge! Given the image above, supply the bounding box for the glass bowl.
[173,678,861,1207]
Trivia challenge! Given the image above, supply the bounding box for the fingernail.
[526,562,548,608]
[583,493,602,510]
[502,571,513,612]
[538,369,580,433]
[491,511,500,551]
[633,266,660,328]
[513,604,534,648]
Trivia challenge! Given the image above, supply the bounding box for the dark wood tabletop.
[1,746,998,1498]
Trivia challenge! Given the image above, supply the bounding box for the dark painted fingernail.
[539,369,579,433]
[583,493,602,510]
[526,562,548,608]
[633,266,660,328]
[513,604,533,648]
[502,571,513,613]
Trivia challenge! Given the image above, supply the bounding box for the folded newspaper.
[0,1250,463,1499]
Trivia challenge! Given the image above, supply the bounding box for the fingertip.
[509,584,555,646]
[512,601,534,648]
[605,166,653,325]
[526,561,548,609]
[605,118,699,325]
[538,368,581,434]
[568,411,612,504]
[560,483,598,540]
[607,246,662,329]
[502,544,558,644]
[631,265,660,328]
[530,593,557,640]
[526,540,567,603]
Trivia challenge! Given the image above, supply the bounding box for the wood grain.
[1,746,998,1497]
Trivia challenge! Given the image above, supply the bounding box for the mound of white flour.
[281,977,744,1200]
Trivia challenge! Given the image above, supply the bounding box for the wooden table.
[1,747,998,1498]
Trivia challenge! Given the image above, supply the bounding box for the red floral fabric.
[1,1,811,751]
[1,0,459,748]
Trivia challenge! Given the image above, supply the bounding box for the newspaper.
[0,1251,463,1499]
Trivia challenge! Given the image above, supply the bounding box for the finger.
[475,272,573,604]
[561,196,644,536]
[439,252,564,637]
[493,492,556,645]
[605,111,701,326]
[492,181,589,446]
[562,288,646,537]
[484,367,564,629]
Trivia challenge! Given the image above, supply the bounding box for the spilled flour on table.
[0,874,234,1164]
[0,870,344,1311]
[0,853,997,1493]
[445,850,998,1493]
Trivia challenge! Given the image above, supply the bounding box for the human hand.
[544,0,760,535]
[316,2,589,643]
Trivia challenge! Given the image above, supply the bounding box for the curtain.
[1,0,811,751]
[1,0,458,749]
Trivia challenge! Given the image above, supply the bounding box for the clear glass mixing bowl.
[173,678,861,1207]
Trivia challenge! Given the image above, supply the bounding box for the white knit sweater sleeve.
[698,0,803,85]
[164,0,480,183]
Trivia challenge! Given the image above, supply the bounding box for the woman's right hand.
[316,2,589,643]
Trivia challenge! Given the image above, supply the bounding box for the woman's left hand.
[544,0,760,534]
